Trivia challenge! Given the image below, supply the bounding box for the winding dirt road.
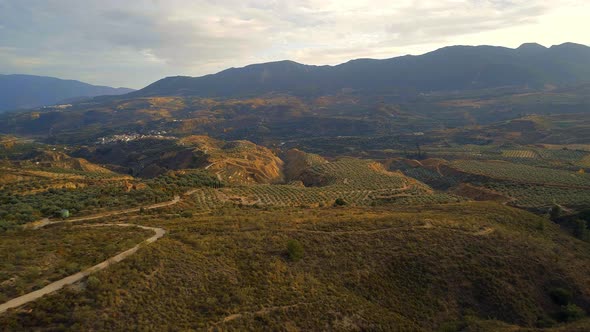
[29,195,181,229]
[0,191,190,315]
[0,224,165,314]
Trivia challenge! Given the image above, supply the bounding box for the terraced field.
[391,156,590,210]
[499,148,588,162]
[484,183,590,209]
[536,148,588,161]
[501,150,538,159]
[0,166,220,229]
[420,144,590,170]
[180,136,284,184]
[399,167,460,190]
[0,166,132,193]
[185,158,463,209]
[302,158,408,189]
[450,160,590,187]
[186,187,223,211]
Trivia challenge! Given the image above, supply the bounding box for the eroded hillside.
[180,135,284,184]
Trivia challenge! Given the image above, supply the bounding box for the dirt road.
[0,191,190,315]
[29,195,180,229]
[0,224,165,314]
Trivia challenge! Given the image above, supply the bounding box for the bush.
[181,211,193,218]
[438,320,466,332]
[287,239,304,262]
[573,219,589,241]
[550,205,562,220]
[549,287,572,306]
[334,198,347,207]
[86,276,101,291]
[578,209,590,222]
[536,315,557,328]
[536,220,545,232]
[558,304,586,322]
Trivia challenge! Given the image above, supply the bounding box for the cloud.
[0,0,587,88]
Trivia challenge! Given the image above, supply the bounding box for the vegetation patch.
[1,203,589,331]
[0,224,151,302]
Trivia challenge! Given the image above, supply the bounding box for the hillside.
[135,43,590,98]
[2,134,590,330]
[2,203,590,331]
[180,135,285,184]
[1,40,590,331]
[22,150,115,174]
[4,0,590,327]
[0,74,134,112]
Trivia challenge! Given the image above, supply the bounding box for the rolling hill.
[0,74,134,112]
[135,42,590,98]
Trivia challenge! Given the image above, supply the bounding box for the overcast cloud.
[0,0,588,88]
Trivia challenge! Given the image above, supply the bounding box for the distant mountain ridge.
[0,74,134,112]
[135,42,590,97]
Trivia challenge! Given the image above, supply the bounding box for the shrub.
[438,320,466,332]
[549,287,572,306]
[287,239,304,262]
[181,211,193,218]
[64,262,80,274]
[549,205,562,220]
[578,209,590,222]
[334,198,347,207]
[60,209,70,219]
[573,219,589,241]
[86,276,101,291]
[558,304,586,322]
[536,315,557,328]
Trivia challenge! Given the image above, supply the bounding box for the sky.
[0,0,589,89]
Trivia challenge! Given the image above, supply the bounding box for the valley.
[1,43,590,331]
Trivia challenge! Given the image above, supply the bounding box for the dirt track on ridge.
[0,191,192,314]
[0,224,165,314]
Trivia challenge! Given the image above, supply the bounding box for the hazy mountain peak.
[517,43,547,51]
[0,74,134,112]
[550,42,590,50]
[135,42,590,98]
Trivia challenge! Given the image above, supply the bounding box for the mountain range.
[135,42,590,98]
[3,42,589,113]
[0,74,134,112]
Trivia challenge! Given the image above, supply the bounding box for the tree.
[536,219,546,232]
[86,276,101,291]
[549,205,562,220]
[60,209,70,219]
[287,239,304,262]
[334,198,347,207]
[558,304,586,322]
[573,219,589,241]
[549,287,572,306]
